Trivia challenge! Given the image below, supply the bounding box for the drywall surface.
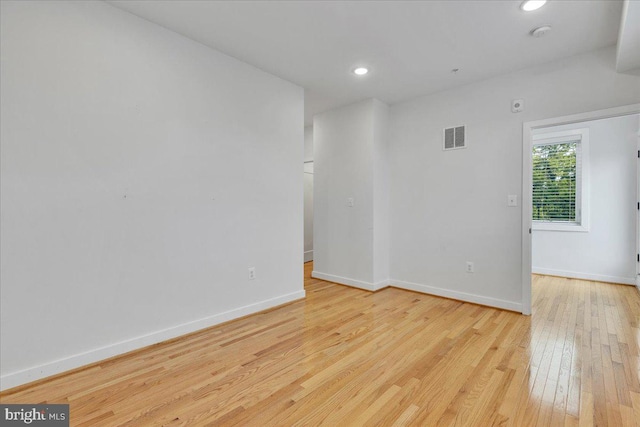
[304,125,314,162]
[0,0,303,389]
[313,99,390,289]
[313,100,376,286]
[389,47,640,311]
[532,115,639,284]
[304,125,314,262]
[372,101,391,285]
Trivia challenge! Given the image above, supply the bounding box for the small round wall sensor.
[530,25,552,38]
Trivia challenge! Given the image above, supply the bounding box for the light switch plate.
[508,195,518,207]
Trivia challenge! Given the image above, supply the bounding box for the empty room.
[1,0,640,426]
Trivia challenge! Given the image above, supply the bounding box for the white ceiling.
[108,0,624,125]
[616,0,640,72]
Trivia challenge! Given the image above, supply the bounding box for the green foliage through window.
[532,142,577,223]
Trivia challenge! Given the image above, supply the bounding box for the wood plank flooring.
[2,264,640,426]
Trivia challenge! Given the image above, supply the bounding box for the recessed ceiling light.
[520,0,547,11]
[353,67,368,76]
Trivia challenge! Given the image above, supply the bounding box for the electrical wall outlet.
[466,262,474,273]
[248,267,256,280]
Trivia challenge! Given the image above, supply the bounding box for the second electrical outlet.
[248,267,256,280]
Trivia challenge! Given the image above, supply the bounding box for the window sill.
[532,222,589,232]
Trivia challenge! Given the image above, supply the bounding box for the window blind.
[532,139,581,223]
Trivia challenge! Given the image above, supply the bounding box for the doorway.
[522,104,640,314]
[304,125,314,264]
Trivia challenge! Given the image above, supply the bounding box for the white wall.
[313,99,390,290]
[0,0,303,390]
[389,47,640,312]
[532,115,639,284]
[304,125,314,162]
[304,125,314,262]
[373,101,390,284]
[314,100,374,286]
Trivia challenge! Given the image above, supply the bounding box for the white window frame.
[531,128,589,232]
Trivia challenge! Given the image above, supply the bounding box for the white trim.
[311,272,521,312]
[531,134,581,146]
[522,103,640,317]
[311,271,389,291]
[532,223,588,232]
[522,123,533,315]
[374,278,391,290]
[391,279,522,313]
[532,267,636,285]
[637,122,640,290]
[304,250,314,263]
[0,290,305,391]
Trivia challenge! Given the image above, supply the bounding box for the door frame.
[521,103,640,315]
[637,123,640,289]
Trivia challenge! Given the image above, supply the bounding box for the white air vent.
[443,125,466,150]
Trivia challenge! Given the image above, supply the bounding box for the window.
[532,128,589,232]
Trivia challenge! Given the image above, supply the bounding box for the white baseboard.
[0,290,305,392]
[311,271,521,312]
[390,279,523,313]
[304,250,314,263]
[311,271,389,291]
[373,279,391,291]
[532,267,636,285]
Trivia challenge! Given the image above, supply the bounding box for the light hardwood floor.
[2,263,640,426]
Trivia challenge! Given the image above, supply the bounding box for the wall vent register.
[444,125,466,150]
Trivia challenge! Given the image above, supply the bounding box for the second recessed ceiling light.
[521,0,547,11]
